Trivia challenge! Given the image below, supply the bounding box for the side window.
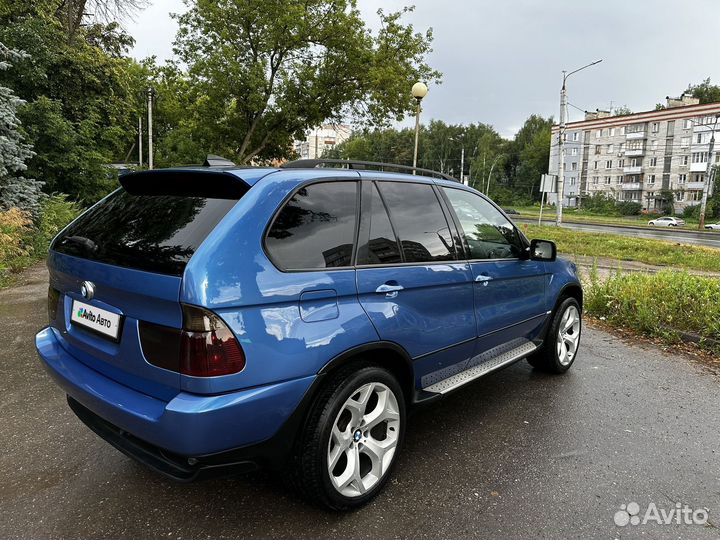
[442,188,523,260]
[377,182,455,263]
[266,181,357,269]
[357,183,402,265]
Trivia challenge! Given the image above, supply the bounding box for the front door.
[440,187,547,356]
[355,180,476,389]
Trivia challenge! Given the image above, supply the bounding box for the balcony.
[623,165,642,174]
[626,131,646,140]
[686,181,706,190]
[690,162,709,172]
[621,182,642,190]
[624,148,644,157]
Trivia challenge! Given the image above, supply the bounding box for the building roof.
[552,101,720,132]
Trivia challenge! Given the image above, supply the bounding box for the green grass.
[520,224,720,273]
[585,269,720,354]
[513,205,704,228]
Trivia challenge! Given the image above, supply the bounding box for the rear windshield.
[52,189,238,275]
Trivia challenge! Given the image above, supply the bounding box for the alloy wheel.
[327,382,400,497]
[556,305,581,366]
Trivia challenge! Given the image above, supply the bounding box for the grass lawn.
[520,223,720,273]
[511,205,705,228]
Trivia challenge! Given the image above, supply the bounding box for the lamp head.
[411,82,428,101]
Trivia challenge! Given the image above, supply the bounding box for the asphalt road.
[516,217,720,248]
[1,263,719,539]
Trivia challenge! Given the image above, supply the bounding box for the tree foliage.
[685,78,720,105]
[165,0,440,165]
[0,42,45,217]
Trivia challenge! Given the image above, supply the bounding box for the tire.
[527,297,582,373]
[288,363,406,510]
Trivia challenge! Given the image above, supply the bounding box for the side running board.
[423,339,538,395]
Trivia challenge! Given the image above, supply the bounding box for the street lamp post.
[556,59,602,225]
[411,82,428,174]
[698,114,719,229]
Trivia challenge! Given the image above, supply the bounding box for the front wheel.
[289,364,405,510]
[527,297,582,373]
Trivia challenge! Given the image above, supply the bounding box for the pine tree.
[0,41,44,218]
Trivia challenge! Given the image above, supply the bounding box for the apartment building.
[548,95,720,212]
[294,124,352,160]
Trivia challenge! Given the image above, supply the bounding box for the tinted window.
[53,190,238,276]
[378,182,455,263]
[358,183,402,265]
[266,181,357,269]
[443,188,522,259]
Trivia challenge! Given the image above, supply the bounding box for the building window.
[592,176,599,185]
[651,140,658,150]
[692,152,708,163]
[681,136,690,148]
[629,157,640,167]
[681,155,689,166]
[572,132,579,141]
[619,142,625,152]
[618,159,625,168]
[596,130,601,139]
[683,119,692,129]
[571,147,578,156]
[651,122,660,133]
[608,144,614,154]
[571,162,578,171]
[620,126,626,135]
[649,157,657,167]
[570,177,576,186]
[693,174,706,183]
[678,174,687,184]
[609,127,616,137]
[606,160,612,169]
[593,161,598,170]
[648,174,656,184]
[594,145,601,155]
[617,175,624,184]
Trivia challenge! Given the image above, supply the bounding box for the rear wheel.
[289,363,405,510]
[527,297,582,373]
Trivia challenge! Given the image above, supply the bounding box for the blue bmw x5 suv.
[36,159,582,510]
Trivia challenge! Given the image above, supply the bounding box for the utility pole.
[557,73,567,225]
[556,59,602,225]
[147,88,154,170]
[460,146,465,183]
[698,115,719,230]
[138,116,143,167]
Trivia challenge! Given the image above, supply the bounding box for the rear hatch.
[48,169,249,401]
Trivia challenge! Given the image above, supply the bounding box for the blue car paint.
[35,165,582,463]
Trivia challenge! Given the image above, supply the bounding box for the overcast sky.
[127,0,720,138]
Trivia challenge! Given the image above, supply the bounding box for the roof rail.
[203,154,236,167]
[281,158,458,182]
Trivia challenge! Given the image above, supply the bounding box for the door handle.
[474,274,493,286]
[375,283,404,298]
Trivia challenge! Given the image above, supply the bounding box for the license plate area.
[70,299,123,342]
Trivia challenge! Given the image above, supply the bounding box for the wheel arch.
[317,341,415,407]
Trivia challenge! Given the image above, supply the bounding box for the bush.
[615,201,642,216]
[0,194,80,287]
[585,270,720,354]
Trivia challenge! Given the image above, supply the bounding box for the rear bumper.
[36,326,315,468]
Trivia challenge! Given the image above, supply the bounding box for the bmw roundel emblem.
[80,281,95,301]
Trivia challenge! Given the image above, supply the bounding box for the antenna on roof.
[203,154,236,167]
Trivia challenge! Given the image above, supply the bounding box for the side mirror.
[530,239,556,261]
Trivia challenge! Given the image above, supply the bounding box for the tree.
[0,42,44,217]
[685,78,720,105]
[613,105,633,116]
[0,7,150,202]
[169,0,441,165]
[502,115,552,200]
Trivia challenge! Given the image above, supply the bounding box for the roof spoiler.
[203,154,236,167]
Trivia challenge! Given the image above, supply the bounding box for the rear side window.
[266,181,358,270]
[53,189,239,276]
[377,182,455,263]
[357,183,402,265]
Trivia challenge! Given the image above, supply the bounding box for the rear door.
[48,170,247,400]
[355,180,476,389]
[440,187,547,355]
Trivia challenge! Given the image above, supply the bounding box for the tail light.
[48,287,60,322]
[139,305,245,377]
